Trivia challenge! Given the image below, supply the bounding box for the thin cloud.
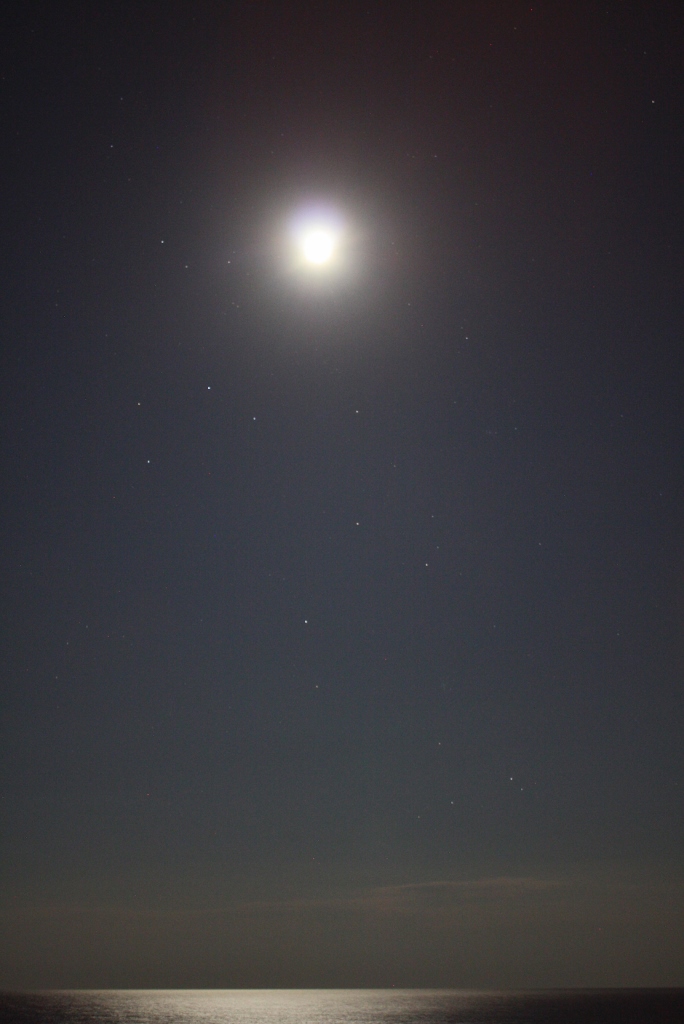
[237,876,565,916]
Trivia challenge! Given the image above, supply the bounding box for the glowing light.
[288,204,345,272]
[301,228,336,265]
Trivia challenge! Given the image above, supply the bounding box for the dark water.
[0,989,682,1024]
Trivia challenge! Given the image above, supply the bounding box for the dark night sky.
[1,0,682,989]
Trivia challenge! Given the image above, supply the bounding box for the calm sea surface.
[0,989,682,1024]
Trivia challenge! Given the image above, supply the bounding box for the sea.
[0,989,682,1024]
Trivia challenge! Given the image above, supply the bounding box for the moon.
[288,204,345,272]
[301,228,336,265]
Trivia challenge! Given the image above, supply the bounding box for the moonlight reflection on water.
[0,988,682,1024]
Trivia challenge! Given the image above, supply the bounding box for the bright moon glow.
[288,205,345,272]
[301,228,336,265]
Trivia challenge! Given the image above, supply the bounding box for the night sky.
[1,0,682,989]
